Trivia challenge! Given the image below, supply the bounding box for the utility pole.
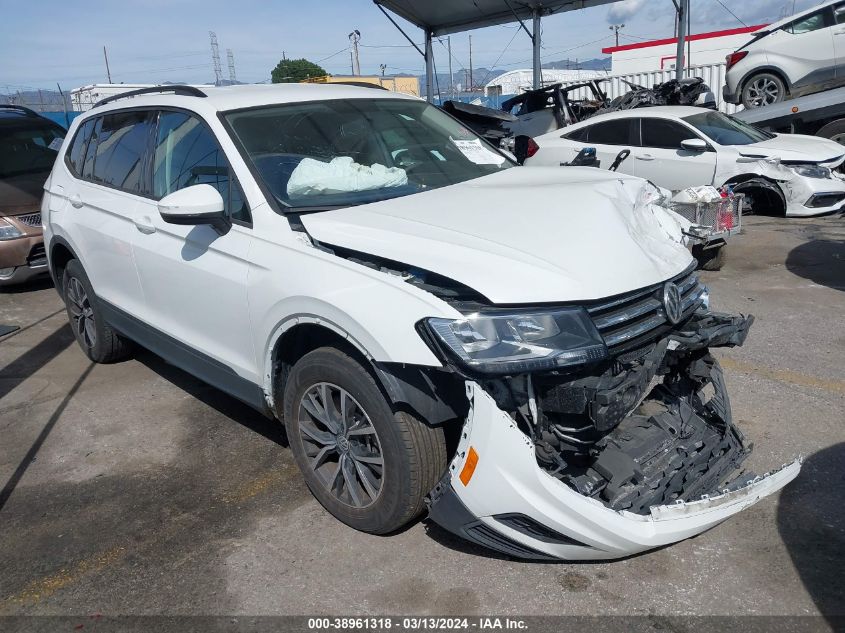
[447,36,453,98]
[210,32,223,85]
[674,0,689,80]
[609,24,624,47]
[349,30,361,76]
[226,49,237,82]
[103,46,112,83]
[379,63,387,76]
[469,34,473,91]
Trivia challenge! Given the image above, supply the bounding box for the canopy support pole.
[532,9,542,89]
[425,29,434,102]
[675,0,689,81]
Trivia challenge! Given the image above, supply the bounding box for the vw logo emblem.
[337,436,350,452]
[662,281,683,324]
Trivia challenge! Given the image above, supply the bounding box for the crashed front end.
[422,267,800,560]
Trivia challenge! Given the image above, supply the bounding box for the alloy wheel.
[746,77,781,107]
[66,277,97,349]
[297,382,384,508]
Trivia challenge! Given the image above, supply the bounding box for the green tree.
[271,58,328,83]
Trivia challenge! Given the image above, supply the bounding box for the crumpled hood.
[301,167,693,304]
[738,133,845,166]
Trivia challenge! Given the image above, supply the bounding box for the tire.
[282,347,446,534]
[741,72,786,109]
[816,119,845,145]
[62,259,133,363]
[693,244,726,271]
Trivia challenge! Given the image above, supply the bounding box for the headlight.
[0,218,23,241]
[424,308,607,374]
[789,164,832,179]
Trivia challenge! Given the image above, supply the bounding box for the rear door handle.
[133,216,156,234]
[69,193,83,208]
[635,154,655,161]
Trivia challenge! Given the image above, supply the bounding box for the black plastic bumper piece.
[427,477,558,560]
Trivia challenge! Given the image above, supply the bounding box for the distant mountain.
[542,57,611,71]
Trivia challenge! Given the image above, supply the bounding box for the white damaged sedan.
[527,105,845,217]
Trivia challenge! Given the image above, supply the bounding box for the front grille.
[16,212,41,227]
[27,243,46,267]
[587,266,705,353]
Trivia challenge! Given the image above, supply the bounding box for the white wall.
[610,32,759,75]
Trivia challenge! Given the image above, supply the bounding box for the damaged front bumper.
[427,311,800,560]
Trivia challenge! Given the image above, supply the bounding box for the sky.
[0,0,820,92]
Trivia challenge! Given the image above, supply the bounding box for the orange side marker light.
[459,447,479,486]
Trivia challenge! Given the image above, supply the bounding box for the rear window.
[579,119,635,146]
[90,111,153,194]
[0,119,64,178]
[782,8,831,34]
[66,119,96,176]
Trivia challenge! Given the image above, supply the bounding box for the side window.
[783,9,830,34]
[81,117,101,180]
[66,118,96,176]
[835,2,845,24]
[565,126,590,142]
[153,111,250,223]
[640,118,697,150]
[91,111,153,194]
[586,119,634,145]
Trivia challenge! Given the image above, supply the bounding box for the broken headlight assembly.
[788,164,832,179]
[423,308,607,374]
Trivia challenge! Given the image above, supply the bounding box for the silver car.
[724,0,845,108]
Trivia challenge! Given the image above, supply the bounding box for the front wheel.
[693,244,726,271]
[282,347,446,534]
[741,73,786,108]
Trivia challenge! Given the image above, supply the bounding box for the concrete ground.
[0,216,842,621]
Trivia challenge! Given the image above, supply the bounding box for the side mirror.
[158,184,230,235]
[680,138,708,152]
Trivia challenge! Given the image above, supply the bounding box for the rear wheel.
[62,259,133,363]
[282,347,446,534]
[741,73,786,108]
[816,119,845,145]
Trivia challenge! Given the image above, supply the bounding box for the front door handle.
[133,216,156,234]
[835,29,845,34]
[635,154,655,161]
[69,193,83,208]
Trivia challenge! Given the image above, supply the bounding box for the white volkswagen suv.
[42,84,799,561]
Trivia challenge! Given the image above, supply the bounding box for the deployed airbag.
[287,157,408,198]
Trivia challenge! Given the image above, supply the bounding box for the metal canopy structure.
[373,0,694,102]
[373,0,625,100]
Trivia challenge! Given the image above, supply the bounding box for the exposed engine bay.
[479,311,755,515]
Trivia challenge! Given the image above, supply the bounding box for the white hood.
[301,168,693,304]
[738,133,845,166]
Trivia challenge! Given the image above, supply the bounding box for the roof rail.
[0,104,40,117]
[329,81,389,91]
[93,85,207,109]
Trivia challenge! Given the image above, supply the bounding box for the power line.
[713,0,748,27]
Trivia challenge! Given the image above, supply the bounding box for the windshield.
[683,111,773,146]
[0,122,64,178]
[225,98,513,210]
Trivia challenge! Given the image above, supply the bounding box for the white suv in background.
[42,84,799,561]
[724,0,845,108]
